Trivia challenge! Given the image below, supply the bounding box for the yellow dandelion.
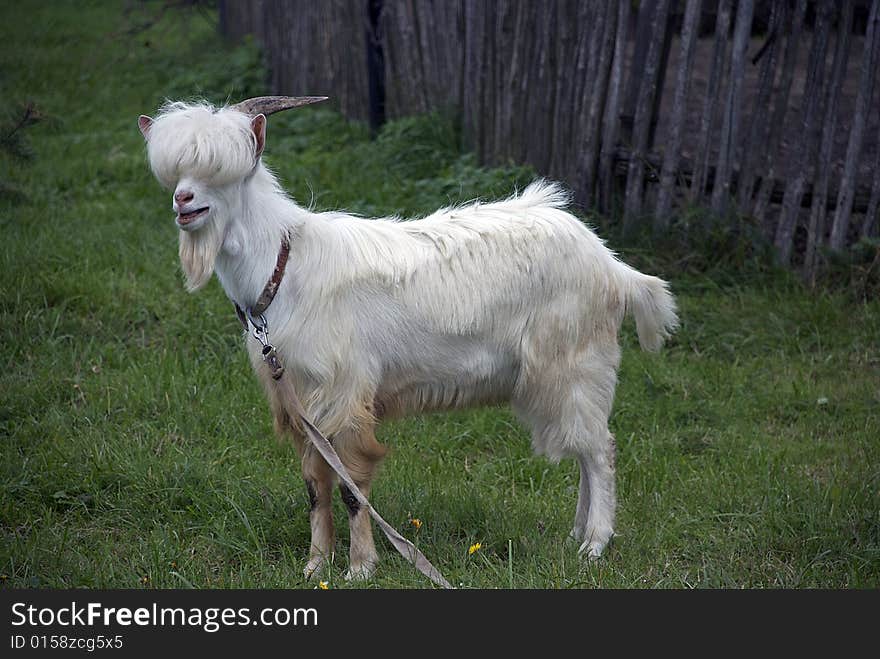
[140,575,149,585]
[318,581,329,590]
[410,518,422,529]
[468,542,482,556]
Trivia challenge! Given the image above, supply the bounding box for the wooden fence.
[219,0,880,273]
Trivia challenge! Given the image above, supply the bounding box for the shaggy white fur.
[140,100,678,576]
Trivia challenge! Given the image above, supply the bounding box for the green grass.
[1,1,878,589]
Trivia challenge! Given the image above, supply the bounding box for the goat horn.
[229,95,328,116]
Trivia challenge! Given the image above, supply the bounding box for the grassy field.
[1,1,878,589]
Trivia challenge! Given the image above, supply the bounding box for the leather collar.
[234,235,290,329]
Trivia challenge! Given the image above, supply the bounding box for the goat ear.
[138,115,153,140]
[252,114,267,158]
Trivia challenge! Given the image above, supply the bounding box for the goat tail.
[619,264,679,352]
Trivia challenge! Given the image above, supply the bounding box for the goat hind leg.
[518,391,617,559]
[574,431,617,559]
[570,457,591,544]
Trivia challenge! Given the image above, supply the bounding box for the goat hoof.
[578,536,611,560]
[581,543,604,560]
[344,560,378,582]
[303,555,328,580]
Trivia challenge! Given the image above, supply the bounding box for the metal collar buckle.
[245,307,269,347]
[245,307,285,380]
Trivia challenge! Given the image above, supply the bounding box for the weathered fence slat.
[655,0,702,229]
[598,0,630,214]
[622,0,671,233]
[753,0,808,223]
[775,0,833,266]
[710,0,755,215]
[579,0,616,208]
[830,0,880,251]
[549,1,576,179]
[737,1,782,213]
[862,117,880,239]
[689,0,732,205]
[621,0,659,145]
[805,0,854,279]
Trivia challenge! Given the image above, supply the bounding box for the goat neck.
[214,163,304,316]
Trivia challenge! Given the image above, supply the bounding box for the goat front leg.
[301,444,336,580]
[335,424,387,581]
[260,385,334,580]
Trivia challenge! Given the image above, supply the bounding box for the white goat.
[138,97,678,581]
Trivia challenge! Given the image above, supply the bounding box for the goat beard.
[178,220,224,292]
